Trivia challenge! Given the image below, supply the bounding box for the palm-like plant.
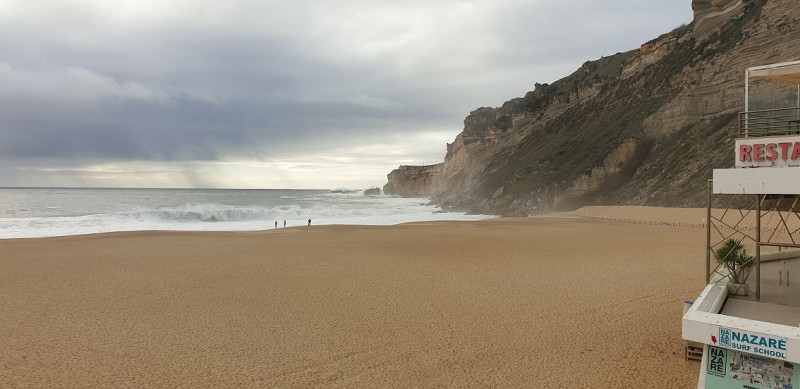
[714,238,755,284]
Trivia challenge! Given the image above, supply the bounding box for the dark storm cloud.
[0,0,692,187]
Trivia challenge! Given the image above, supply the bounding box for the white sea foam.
[0,188,492,239]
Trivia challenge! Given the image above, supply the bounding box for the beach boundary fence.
[581,215,798,233]
[580,215,707,228]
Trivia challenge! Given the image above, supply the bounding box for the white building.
[683,60,800,388]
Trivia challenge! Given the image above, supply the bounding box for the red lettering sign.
[766,143,778,161]
[740,144,752,162]
[753,144,765,161]
[737,140,800,165]
[779,143,792,160]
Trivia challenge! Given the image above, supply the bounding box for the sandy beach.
[0,207,704,388]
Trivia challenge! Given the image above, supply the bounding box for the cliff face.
[383,164,443,197]
[692,0,746,36]
[385,0,800,215]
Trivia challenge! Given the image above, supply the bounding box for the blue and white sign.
[715,327,789,360]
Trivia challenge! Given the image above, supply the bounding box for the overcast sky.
[0,0,692,189]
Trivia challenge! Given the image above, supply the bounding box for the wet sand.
[0,208,704,387]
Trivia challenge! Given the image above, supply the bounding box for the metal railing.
[739,106,800,138]
[706,184,800,304]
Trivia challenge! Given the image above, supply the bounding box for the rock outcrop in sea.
[364,187,381,196]
[385,0,800,216]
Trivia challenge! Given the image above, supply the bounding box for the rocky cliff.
[385,0,800,215]
[384,164,443,197]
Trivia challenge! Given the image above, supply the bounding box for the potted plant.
[714,238,755,296]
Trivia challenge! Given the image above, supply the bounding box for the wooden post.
[756,194,761,301]
[706,179,713,284]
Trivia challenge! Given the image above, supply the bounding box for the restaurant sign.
[735,135,800,168]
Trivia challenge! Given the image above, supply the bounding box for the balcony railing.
[739,106,800,138]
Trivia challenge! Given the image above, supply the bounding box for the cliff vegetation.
[385,0,800,216]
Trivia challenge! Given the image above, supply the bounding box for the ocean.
[0,188,491,239]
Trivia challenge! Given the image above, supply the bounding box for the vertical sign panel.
[705,346,799,388]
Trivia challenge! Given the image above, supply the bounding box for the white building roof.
[748,60,800,85]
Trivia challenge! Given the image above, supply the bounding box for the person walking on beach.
[308,218,311,226]
[274,221,277,229]
[283,220,286,228]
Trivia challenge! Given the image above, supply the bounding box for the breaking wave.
[137,204,278,222]
[0,193,493,239]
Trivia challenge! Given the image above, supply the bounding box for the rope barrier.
[580,215,707,228]
[581,215,799,232]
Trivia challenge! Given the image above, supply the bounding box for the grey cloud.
[0,0,692,187]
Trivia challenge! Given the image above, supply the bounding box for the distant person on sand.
[274,221,277,229]
[308,218,311,226]
[283,220,286,228]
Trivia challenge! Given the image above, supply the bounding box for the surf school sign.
[713,327,788,360]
